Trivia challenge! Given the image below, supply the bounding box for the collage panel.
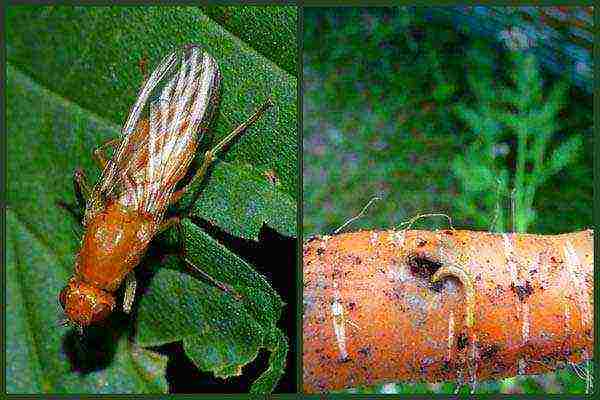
[302,6,594,395]
[5,5,298,394]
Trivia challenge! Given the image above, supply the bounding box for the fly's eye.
[58,288,68,309]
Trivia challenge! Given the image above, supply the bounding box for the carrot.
[303,229,593,393]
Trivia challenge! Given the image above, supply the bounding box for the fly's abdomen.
[76,201,154,291]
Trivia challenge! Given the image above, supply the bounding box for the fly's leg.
[158,216,181,234]
[93,138,121,170]
[73,168,92,210]
[157,217,242,300]
[138,51,149,85]
[59,146,111,224]
[56,168,92,224]
[431,264,476,392]
[122,272,137,314]
[183,257,242,300]
[169,98,274,206]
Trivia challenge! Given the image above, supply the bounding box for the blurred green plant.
[453,47,583,233]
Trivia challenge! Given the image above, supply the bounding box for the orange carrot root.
[303,229,593,393]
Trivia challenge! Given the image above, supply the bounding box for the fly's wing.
[84,45,221,225]
[140,45,221,220]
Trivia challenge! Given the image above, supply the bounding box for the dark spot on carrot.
[420,357,435,374]
[444,230,454,235]
[409,255,442,283]
[417,239,427,247]
[388,287,402,301]
[480,343,500,360]
[316,248,325,256]
[358,346,371,357]
[457,333,468,350]
[539,283,547,291]
[348,301,356,311]
[430,280,444,292]
[440,360,451,374]
[338,355,352,364]
[492,359,507,374]
[511,280,534,302]
[354,256,362,264]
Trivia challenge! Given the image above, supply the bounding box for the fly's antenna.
[334,196,381,234]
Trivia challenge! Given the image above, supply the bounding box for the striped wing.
[84,45,221,225]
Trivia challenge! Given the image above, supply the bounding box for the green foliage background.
[6,5,297,394]
[303,7,592,394]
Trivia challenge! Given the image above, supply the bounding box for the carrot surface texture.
[303,229,593,393]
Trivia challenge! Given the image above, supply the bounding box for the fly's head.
[59,277,115,331]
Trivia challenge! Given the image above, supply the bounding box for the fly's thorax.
[59,277,116,327]
[76,201,155,291]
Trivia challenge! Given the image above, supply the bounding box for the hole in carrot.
[408,255,444,291]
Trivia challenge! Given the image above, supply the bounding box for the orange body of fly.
[60,201,155,326]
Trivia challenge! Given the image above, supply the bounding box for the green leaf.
[250,328,288,393]
[201,6,297,76]
[6,5,294,394]
[181,160,296,240]
[135,220,286,392]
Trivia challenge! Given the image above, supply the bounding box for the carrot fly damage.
[59,44,272,332]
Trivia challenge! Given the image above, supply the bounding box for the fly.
[58,44,272,332]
